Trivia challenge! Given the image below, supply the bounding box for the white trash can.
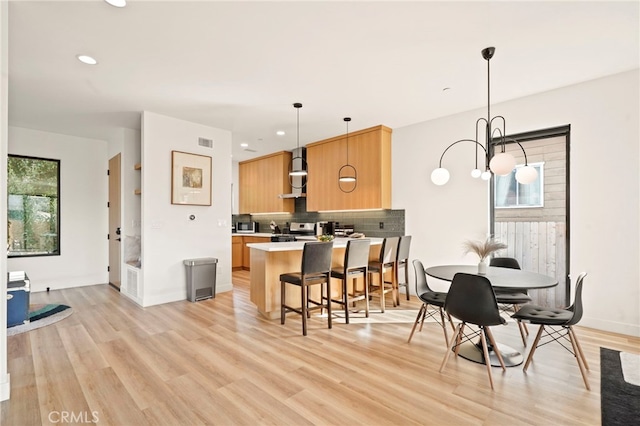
[183,258,218,302]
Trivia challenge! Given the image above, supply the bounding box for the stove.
[270,235,297,242]
[289,222,316,236]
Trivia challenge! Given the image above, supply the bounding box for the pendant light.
[338,117,357,193]
[430,47,538,186]
[289,102,308,189]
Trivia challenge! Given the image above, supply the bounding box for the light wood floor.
[2,271,639,425]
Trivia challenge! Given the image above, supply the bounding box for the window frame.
[7,154,61,258]
[494,161,545,209]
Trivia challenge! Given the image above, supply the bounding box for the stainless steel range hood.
[279,147,306,199]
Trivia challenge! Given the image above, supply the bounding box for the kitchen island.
[248,238,383,319]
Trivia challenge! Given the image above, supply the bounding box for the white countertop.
[232,232,273,238]
[247,237,383,252]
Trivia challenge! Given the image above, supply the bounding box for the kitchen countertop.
[247,237,383,252]
[232,232,274,238]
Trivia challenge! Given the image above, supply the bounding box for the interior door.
[108,154,122,289]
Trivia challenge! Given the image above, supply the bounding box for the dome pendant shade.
[489,152,516,176]
[515,165,538,184]
[431,168,450,185]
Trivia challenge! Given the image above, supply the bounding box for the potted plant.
[463,237,507,274]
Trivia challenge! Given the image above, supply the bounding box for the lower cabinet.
[232,236,243,270]
[233,236,271,270]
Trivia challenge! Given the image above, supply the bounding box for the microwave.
[236,221,259,233]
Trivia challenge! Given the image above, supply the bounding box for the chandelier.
[431,47,538,186]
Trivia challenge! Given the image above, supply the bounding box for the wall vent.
[243,148,257,153]
[127,268,139,298]
[198,137,214,148]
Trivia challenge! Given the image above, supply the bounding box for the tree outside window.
[7,155,60,257]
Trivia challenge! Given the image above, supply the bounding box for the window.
[7,155,60,257]
[494,162,544,208]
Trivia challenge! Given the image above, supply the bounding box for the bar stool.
[395,235,412,304]
[368,236,399,313]
[328,239,371,324]
[280,241,334,336]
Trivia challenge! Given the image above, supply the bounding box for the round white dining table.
[425,264,558,367]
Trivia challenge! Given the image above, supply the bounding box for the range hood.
[279,147,307,199]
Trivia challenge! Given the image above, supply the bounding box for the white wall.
[7,127,109,291]
[393,69,640,337]
[141,112,232,307]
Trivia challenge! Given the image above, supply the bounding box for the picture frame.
[171,150,212,206]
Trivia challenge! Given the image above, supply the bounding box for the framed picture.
[171,150,212,205]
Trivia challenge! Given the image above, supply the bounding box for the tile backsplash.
[233,204,404,238]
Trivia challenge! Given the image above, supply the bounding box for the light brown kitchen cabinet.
[306,125,392,211]
[239,151,295,214]
[232,236,243,270]
[241,236,271,270]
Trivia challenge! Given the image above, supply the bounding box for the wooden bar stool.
[328,239,371,324]
[280,241,334,336]
[395,235,412,304]
[368,236,399,313]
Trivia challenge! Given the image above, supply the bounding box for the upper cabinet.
[239,151,295,214]
[306,125,392,211]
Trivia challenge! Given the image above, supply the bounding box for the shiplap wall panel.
[495,221,566,307]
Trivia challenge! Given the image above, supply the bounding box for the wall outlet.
[379,222,384,229]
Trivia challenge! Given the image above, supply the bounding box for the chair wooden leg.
[440,323,462,372]
[404,265,410,301]
[567,326,590,390]
[379,272,385,313]
[280,281,286,325]
[439,307,449,346]
[301,284,308,336]
[418,306,427,332]
[447,313,456,332]
[523,324,545,371]
[343,279,349,325]
[479,331,495,390]
[484,327,506,371]
[326,280,332,330]
[569,326,589,371]
[408,304,426,343]
[454,323,466,356]
[363,274,370,318]
[517,320,528,347]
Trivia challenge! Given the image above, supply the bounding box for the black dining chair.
[490,257,532,346]
[328,238,371,324]
[280,241,334,336]
[512,272,590,390]
[407,259,455,345]
[439,273,507,390]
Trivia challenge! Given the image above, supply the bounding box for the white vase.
[478,260,487,275]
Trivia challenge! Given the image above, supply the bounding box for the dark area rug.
[601,347,640,425]
[7,304,73,336]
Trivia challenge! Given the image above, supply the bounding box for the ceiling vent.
[198,137,213,148]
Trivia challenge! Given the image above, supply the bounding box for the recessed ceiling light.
[276,130,285,136]
[76,55,98,65]
[240,143,249,148]
[105,0,127,7]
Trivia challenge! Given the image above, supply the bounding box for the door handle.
[116,238,121,242]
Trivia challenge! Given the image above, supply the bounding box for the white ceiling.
[7,0,639,161]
